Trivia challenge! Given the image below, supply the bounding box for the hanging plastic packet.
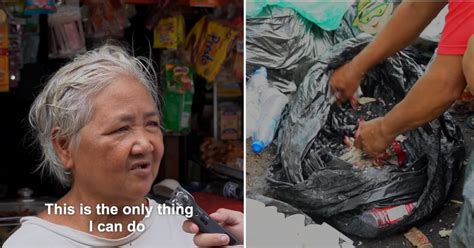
[153,15,185,49]
[24,0,57,15]
[186,17,237,83]
[185,16,205,50]
[48,3,86,58]
[162,64,194,132]
[219,102,242,140]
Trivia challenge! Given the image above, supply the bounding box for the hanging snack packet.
[153,15,185,49]
[162,64,194,132]
[190,18,237,82]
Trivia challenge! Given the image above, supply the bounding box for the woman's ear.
[51,127,74,170]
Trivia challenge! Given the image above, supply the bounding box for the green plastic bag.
[246,0,350,31]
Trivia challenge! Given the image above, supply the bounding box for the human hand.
[354,118,396,158]
[330,61,365,107]
[182,208,243,247]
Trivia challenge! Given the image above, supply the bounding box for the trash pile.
[246,3,464,239]
[265,37,464,238]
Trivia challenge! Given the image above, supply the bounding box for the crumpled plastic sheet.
[246,5,360,93]
[450,156,474,247]
[246,0,351,31]
[267,37,465,238]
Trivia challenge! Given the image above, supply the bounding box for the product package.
[162,64,194,132]
[48,4,86,58]
[186,17,237,83]
[153,15,185,49]
[219,102,242,140]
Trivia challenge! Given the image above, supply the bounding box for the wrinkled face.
[70,76,163,202]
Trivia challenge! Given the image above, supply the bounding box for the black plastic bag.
[246,5,360,93]
[267,37,465,237]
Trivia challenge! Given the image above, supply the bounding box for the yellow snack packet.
[153,15,185,49]
[194,20,237,82]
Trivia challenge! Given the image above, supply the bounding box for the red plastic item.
[192,191,243,214]
[391,140,406,167]
[366,202,416,227]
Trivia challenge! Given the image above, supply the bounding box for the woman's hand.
[182,208,243,247]
[354,118,396,158]
[330,61,365,106]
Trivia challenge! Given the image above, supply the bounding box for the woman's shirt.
[437,0,474,55]
[3,199,194,247]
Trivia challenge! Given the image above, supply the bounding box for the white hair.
[29,43,159,187]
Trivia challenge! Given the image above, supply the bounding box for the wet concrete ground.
[246,110,473,247]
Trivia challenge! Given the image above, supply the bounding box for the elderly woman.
[4,44,194,247]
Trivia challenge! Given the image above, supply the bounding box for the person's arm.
[332,1,447,102]
[355,55,466,156]
[353,1,447,73]
[384,55,466,135]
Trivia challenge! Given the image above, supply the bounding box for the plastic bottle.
[251,86,288,153]
[246,67,269,138]
[361,202,417,227]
